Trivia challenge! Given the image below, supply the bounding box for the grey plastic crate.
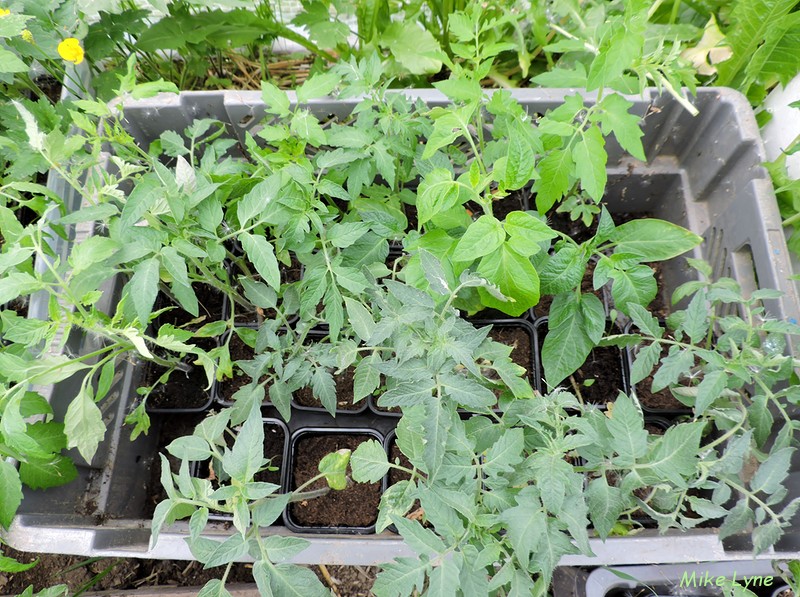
[5,88,800,566]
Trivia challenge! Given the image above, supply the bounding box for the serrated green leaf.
[573,126,607,201]
[19,455,78,490]
[533,148,573,213]
[477,244,540,317]
[64,387,105,463]
[0,460,22,529]
[752,447,794,494]
[610,219,702,261]
[351,439,390,483]
[240,232,280,291]
[596,93,646,161]
[129,257,160,327]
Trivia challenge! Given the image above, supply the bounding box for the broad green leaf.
[607,394,648,466]
[541,294,604,387]
[0,460,22,529]
[19,455,78,490]
[417,169,463,225]
[238,177,279,227]
[499,492,544,569]
[609,264,657,314]
[477,244,540,317]
[427,557,460,597]
[240,232,280,291]
[392,516,446,556]
[129,256,160,327]
[695,369,727,415]
[483,428,524,477]
[296,72,339,103]
[453,215,505,262]
[328,222,371,249]
[353,354,380,402]
[719,499,753,540]
[573,126,607,201]
[382,22,444,75]
[439,374,496,409]
[269,564,329,597]
[628,303,663,338]
[682,292,709,343]
[587,23,644,91]
[649,422,704,483]
[344,297,375,342]
[716,0,798,87]
[351,439,390,483]
[0,554,37,573]
[505,126,537,190]
[203,533,250,568]
[290,111,326,146]
[261,81,290,116]
[64,387,105,463]
[262,536,311,563]
[161,246,198,317]
[423,398,452,478]
[372,557,428,597]
[629,342,660,386]
[68,236,118,274]
[752,447,794,494]
[503,211,558,257]
[609,219,702,261]
[586,476,625,538]
[533,148,573,213]
[224,406,265,482]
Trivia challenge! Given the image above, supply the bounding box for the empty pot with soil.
[286,429,384,534]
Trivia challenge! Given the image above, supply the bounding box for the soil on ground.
[0,548,377,596]
[290,434,382,528]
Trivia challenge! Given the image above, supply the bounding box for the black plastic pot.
[533,317,628,408]
[191,417,289,522]
[468,319,537,411]
[284,427,386,534]
[290,330,369,416]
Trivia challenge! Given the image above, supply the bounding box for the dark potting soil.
[290,434,382,528]
[219,333,269,403]
[537,325,625,405]
[466,191,528,221]
[254,424,286,486]
[570,345,625,406]
[293,366,362,411]
[389,441,412,486]
[153,284,225,330]
[634,343,690,411]
[141,338,216,410]
[143,413,206,518]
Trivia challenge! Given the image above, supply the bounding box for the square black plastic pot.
[284,427,386,534]
[290,330,369,416]
[191,417,289,522]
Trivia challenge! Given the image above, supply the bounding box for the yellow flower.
[57,37,84,65]
[0,9,10,17]
[21,29,33,43]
